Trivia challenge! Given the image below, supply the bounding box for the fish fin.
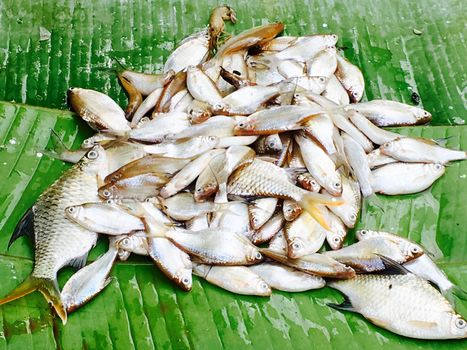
[284,167,308,182]
[444,285,467,307]
[8,207,35,249]
[68,252,89,269]
[408,320,438,329]
[0,275,67,324]
[376,255,410,275]
[432,137,453,147]
[298,113,320,125]
[299,193,343,230]
[327,295,357,313]
[413,137,438,146]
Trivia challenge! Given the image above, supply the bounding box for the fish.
[105,156,189,183]
[322,75,350,106]
[129,111,191,143]
[248,197,278,230]
[284,211,326,258]
[186,213,210,231]
[355,230,459,295]
[67,88,130,133]
[261,248,355,278]
[306,46,337,79]
[249,263,325,292]
[334,54,365,102]
[208,5,237,50]
[233,105,324,135]
[295,132,342,195]
[253,134,283,154]
[159,149,225,198]
[322,208,348,250]
[143,136,219,159]
[327,258,467,340]
[296,172,321,192]
[214,84,282,115]
[268,229,288,254]
[282,199,302,221]
[227,158,343,229]
[210,201,251,237]
[130,87,164,127]
[193,264,271,296]
[64,202,145,235]
[119,69,174,96]
[216,23,284,58]
[81,133,117,149]
[342,133,373,197]
[155,71,188,113]
[371,163,445,195]
[114,235,149,256]
[194,152,226,202]
[167,116,235,140]
[118,75,143,120]
[344,100,432,126]
[274,34,338,61]
[0,145,108,323]
[250,210,285,245]
[98,172,169,200]
[164,30,210,73]
[168,89,193,112]
[380,137,467,164]
[61,247,117,313]
[367,148,398,169]
[302,113,336,155]
[347,110,402,145]
[160,192,233,221]
[324,237,423,272]
[186,66,223,105]
[326,175,360,228]
[148,223,263,265]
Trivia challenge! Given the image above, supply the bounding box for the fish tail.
[444,285,467,307]
[0,275,67,324]
[299,195,332,230]
[140,216,170,238]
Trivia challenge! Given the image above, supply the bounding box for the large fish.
[1,145,108,323]
[328,258,467,339]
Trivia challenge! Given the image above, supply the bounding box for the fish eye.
[238,122,246,128]
[102,189,112,198]
[208,136,216,142]
[319,77,326,83]
[66,206,75,213]
[255,252,262,260]
[434,164,443,171]
[423,111,430,116]
[331,34,338,40]
[455,318,466,329]
[349,213,357,221]
[333,182,341,189]
[352,91,359,97]
[182,277,190,285]
[87,150,98,159]
[359,230,368,236]
[259,282,269,291]
[292,242,301,250]
[333,236,341,243]
[410,246,421,254]
[121,238,130,247]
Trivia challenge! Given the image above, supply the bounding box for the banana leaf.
[0,0,465,349]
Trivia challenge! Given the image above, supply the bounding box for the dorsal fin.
[8,207,35,249]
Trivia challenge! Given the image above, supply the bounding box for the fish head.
[246,247,264,264]
[64,205,82,221]
[189,102,212,124]
[98,184,117,200]
[327,231,344,250]
[348,84,364,103]
[411,106,432,124]
[324,34,339,46]
[174,270,193,292]
[202,135,220,148]
[194,183,218,202]
[397,240,424,261]
[212,101,230,114]
[265,135,282,153]
[283,204,301,221]
[342,211,358,228]
[380,139,400,154]
[448,314,467,339]
[233,120,256,135]
[355,229,379,241]
[325,175,343,197]
[427,163,445,176]
[82,145,108,178]
[254,277,272,296]
[287,238,307,259]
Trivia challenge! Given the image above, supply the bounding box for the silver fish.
[327,260,467,340]
[164,30,210,73]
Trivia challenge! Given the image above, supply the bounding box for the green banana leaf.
[0,0,465,349]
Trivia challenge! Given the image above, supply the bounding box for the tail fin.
[444,285,467,307]
[298,193,339,230]
[0,275,67,324]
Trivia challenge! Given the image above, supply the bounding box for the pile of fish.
[1,6,466,340]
